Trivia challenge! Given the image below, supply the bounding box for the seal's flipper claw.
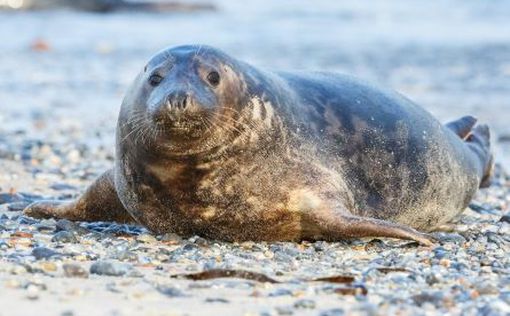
[445,115,477,140]
[307,214,436,246]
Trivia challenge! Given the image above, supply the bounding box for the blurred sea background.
[0,0,509,165]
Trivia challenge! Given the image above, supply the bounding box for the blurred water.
[0,0,509,161]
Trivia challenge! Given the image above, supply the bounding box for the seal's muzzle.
[150,89,195,124]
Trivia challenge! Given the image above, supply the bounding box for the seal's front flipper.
[304,213,435,246]
[445,115,477,140]
[24,169,135,224]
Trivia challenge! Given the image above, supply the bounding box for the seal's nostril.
[182,95,188,109]
[167,92,189,110]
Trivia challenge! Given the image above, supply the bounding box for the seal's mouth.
[150,108,213,140]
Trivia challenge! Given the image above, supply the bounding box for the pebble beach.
[1,1,509,315]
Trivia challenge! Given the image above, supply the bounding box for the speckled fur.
[24,45,493,245]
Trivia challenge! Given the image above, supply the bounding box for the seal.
[24,45,494,245]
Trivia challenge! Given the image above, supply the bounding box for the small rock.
[320,308,345,316]
[111,249,138,262]
[56,219,88,235]
[500,291,510,304]
[274,306,294,315]
[156,284,186,297]
[19,192,44,202]
[432,232,466,244]
[17,216,38,225]
[7,201,31,211]
[497,134,510,142]
[364,239,386,251]
[412,291,444,307]
[105,282,121,293]
[90,260,132,277]
[63,264,89,278]
[205,297,229,303]
[159,233,182,244]
[294,299,316,309]
[469,203,499,215]
[126,269,144,278]
[499,215,510,224]
[35,221,56,233]
[269,288,293,297]
[5,279,22,289]
[425,273,442,285]
[50,183,77,191]
[52,231,78,243]
[313,241,327,252]
[39,262,58,273]
[26,284,40,300]
[432,246,448,260]
[30,38,51,52]
[0,239,9,249]
[24,282,47,300]
[193,236,208,246]
[11,231,33,238]
[0,193,25,205]
[11,265,28,275]
[475,282,500,295]
[180,243,197,252]
[136,234,157,244]
[32,247,61,260]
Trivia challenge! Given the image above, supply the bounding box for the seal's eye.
[207,71,220,86]
[148,74,163,86]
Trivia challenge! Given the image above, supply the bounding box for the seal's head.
[118,45,253,155]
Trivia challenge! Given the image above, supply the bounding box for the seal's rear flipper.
[24,169,135,223]
[445,115,477,140]
[303,213,435,246]
[467,124,494,188]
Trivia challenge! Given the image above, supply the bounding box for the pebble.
[319,308,345,316]
[56,219,89,235]
[0,193,25,204]
[432,246,449,260]
[52,231,78,243]
[159,232,182,244]
[32,247,61,260]
[433,232,467,244]
[274,306,294,315]
[90,260,133,277]
[63,263,89,278]
[7,201,31,211]
[50,183,77,191]
[411,291,445,307]
[269,288,293,297]
[136,234,157,244]
[205,297,229,303]
[35,220,56,233]
[475,282,500,295]
[39,261,58,272]
[293,299,316,309]
[156,284,186,297]
[26,284,41,300]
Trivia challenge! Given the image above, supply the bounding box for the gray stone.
[90,260,132,277]
[52,231,78,243]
